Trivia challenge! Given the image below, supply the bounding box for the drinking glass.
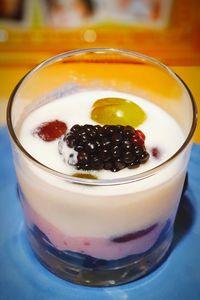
[7,48,197,286]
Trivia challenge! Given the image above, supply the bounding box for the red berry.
[34,120,67,142]
[132,130,145,146]
[151,147,160,158]
[135,130,145,141]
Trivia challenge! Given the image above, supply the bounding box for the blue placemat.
[0,127,200,300]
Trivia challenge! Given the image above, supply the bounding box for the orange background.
[0,0,199,141]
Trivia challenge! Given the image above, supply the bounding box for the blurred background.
[0,0,199,140]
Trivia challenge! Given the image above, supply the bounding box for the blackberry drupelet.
[65,125,149,172]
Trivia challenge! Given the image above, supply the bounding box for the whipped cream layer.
[16,90,188,240]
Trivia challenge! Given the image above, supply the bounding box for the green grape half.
[91,98,146,127]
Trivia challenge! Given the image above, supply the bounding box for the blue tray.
[0,127,200,300]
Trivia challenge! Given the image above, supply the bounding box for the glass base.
[26,223,173,287]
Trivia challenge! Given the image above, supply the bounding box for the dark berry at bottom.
[29,221,170,269]
[112,224,158,243]
[65,124,149,172]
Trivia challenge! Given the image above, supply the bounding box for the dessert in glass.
[7,49,197,286]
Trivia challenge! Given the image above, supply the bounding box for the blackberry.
[64,124,149,172]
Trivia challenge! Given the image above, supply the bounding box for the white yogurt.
[16,90,188,239]
[19,90,185,178]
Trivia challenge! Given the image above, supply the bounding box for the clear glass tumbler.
[7,49,197,286]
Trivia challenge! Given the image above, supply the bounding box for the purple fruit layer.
[21,198,169,260]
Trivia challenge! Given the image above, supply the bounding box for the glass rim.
[6,48,198,186]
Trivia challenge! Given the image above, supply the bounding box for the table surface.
[0,127,200,300]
